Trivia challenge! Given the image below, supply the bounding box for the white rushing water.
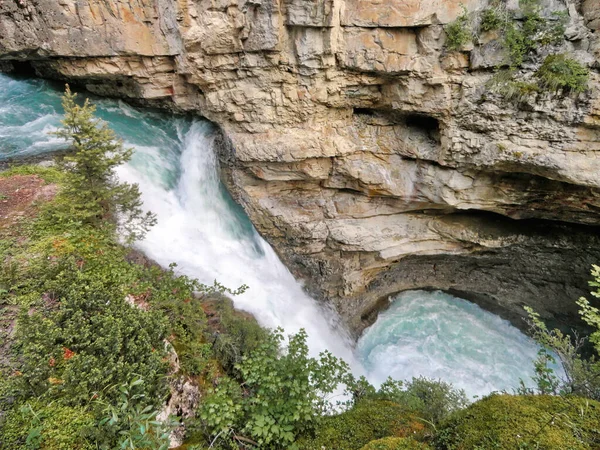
[1,74,554,398]
[117,119,359,367]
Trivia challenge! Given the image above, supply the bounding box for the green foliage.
[523,265,600,401]
[1,400,95,450]
[480,7,504,32]
[360,437,431,450]
[211,298,270,376]
[536,54,589,94]
[131,263,212,376]
[97,378,174,450]
[13,245,169,407]
[435,394,600,449]
[444,6,472,51]
[349,376,469,426]
[297,399,430,450]
[488,70,540,102]
[0,164,64,184]
[481,0,576,101]
[199,328,351,449]
[0,88,248,449]
[50,86,155,242]
[390,377,469,425]
[500,0,566,69]
[579,265,600,353]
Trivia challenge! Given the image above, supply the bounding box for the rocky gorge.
[1,0,600,337]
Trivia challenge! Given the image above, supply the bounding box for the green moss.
[1,401,95,450]
[297,400,430,450]
[361,437,431,450]
[536,54,589,94]
[0,164,64,184]
[435,394,600,449]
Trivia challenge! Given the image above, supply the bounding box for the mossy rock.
[361,437,432,450]
[1,401,95,450]
[297,400,430,450]
[435,394,600,449]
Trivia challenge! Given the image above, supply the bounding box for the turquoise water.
[357,291,559,397]
[0,73,553,397]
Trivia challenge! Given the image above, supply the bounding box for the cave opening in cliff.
[6,60,37,78]
[404,113,441,143]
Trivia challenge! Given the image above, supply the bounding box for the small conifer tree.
[52,86,156,241]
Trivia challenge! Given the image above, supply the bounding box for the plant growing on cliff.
[523,265,600,400]
[535,53,589,94]
[51,86,155,242]
[480,1,507,33]
[444,6,472,51]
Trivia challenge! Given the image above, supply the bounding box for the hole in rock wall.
[404,113,441,142]
[352,107,442,145]
[7,60,37,77]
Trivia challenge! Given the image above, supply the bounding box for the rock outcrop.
[2,0,600,335]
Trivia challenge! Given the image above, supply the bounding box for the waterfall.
[1,73,558,398]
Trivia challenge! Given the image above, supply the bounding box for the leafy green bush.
[96,378,174,450]
[199,328,351,449]
[1,401,95,450]
[361,437,431,450]
[523,265,600,400]
[393,377,469,425]
[297,400,430,450]
[435,394,600,449]
[444,7,472,51]
[210,297,269,376]
[536,54,589,94]
[480,7,504,32]
[348,376,468,426]
[13,248,169,407]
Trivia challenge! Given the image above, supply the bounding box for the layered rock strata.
[2,0,600,335]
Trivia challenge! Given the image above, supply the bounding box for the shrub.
[297,400,430,450]
[210,297,269,376]
[536,54,589,94]
[480,8,504,32]
[361,437,432,450]
[1,401,95,450]
[444,7,472,51]
[350,376,469,426]
[96,378,174,450]
[13,250,169,407]
[523,265,600,400]
[199,328,351,449]
[435,394,600,449]
[394,377,469,425]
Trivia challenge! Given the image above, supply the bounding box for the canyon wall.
[2,0,600,335]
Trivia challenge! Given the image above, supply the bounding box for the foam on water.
[0,73,555,396]
[357,290,556,398]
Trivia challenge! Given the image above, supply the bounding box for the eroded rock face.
[2,0,600,335]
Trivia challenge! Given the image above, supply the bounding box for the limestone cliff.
[2,0,600,335]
